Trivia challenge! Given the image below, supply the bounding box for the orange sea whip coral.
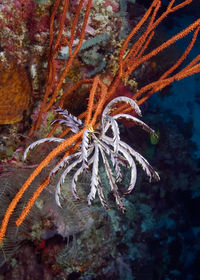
[0,0,200,244]
[29,0,93,135]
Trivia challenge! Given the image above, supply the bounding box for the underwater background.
[0,0,200,279]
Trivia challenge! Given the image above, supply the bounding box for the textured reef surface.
[0,0,200,279]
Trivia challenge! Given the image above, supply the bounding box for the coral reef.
[0,0,200,279]
[3,244,53,280]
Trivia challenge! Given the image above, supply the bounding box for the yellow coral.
[0,60,30,124]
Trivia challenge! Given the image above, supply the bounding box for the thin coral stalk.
[136,63,200,105]
[47,0,63,86]
[118,0,160,76]
[29,0,70,136]
[84,76,109,126]
[30,0,92,135]
[68,0,87,55]
[16,177,50,226]
[84,76,101,125]
[42,0,92,113]
[125,0,161,62]
[135,31,155,60]
[103,19,200,118]
[53,0,70,54]
[49,0,61,53]
[91,80,108,127]
[182,54,200,71]
[122,18,200,79]
[125,0,193,65]
[133,25,200,103]
[159,26,200,80]
[106,0,196,102]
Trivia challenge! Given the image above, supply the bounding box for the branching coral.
[0,0,200,244]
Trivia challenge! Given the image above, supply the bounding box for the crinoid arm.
[81,129,90,170]
[119,140,160,183]
[116,144,137,195]
[96,177,110,210]
[55,157,83,207]
[102,122,159,194]
[101,135,137,195]
[52,107,83,133]
[71,166,85,200]
[50,151,82,177]
[113,114,158,138]
[103,115,120,154]
[87,142,99,205]
[23,137,65,161]
[71,146,94,201]
[99,145,126,212]
[102,96,142,120]
[99,136,124,182]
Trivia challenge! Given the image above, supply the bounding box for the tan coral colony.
[0,61,30,124]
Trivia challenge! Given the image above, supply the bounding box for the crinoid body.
[23,97,160,213]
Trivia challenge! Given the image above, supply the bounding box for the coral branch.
[16,177,50,226]
[123,18,200,78]
[30,0,92,135]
